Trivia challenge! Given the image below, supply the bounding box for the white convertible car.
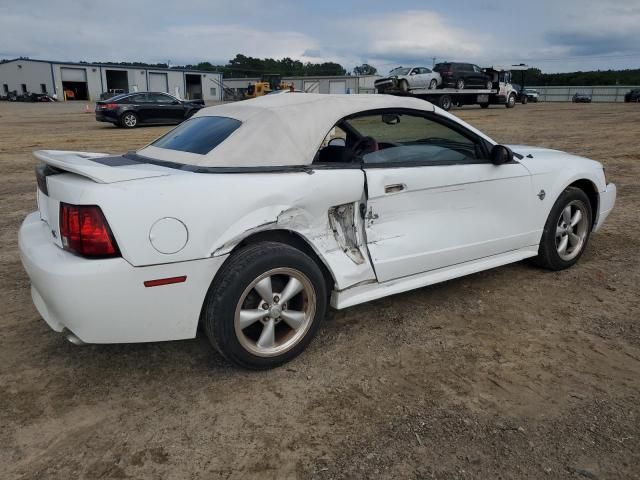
[19,94,616,369]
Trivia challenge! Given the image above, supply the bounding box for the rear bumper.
[594,183,616,232]
[19,212,226,344]
[95,112,119,123]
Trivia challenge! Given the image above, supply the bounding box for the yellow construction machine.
[244,74,293,99]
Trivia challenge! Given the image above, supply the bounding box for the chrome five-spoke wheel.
[235,267,316,357]
[555,200,588,261]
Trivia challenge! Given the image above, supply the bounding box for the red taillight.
[59,203,120,258]
[100,103,118,110]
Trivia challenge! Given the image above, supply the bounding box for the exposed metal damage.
[328,203,366,265]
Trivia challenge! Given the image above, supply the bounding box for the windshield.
[389,67,411,76]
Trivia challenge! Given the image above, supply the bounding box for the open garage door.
[329,81,347,94]
[105,70,129,94]
[61,67,88,100]
[185,74,202,100]
[148,72,168,93]
[304,81,319,93]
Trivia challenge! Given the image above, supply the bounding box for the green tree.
[353,64,377,75]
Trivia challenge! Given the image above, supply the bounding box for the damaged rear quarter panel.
[205,169,377,290]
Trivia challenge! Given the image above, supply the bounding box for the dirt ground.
[1,100,639,480]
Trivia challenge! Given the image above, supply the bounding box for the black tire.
[201,241,328,369]
[480,103,490,109]
[506,94,516,108]
[120,111,138,128]
[486,80,493,90]
[429,79,437,90]
[399,79,409,93]
[533,187,592,271]
[438,95,452,111]
[455,78,465,90]
[522,95,528,104]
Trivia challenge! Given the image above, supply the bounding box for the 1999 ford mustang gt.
[19,94,616,369]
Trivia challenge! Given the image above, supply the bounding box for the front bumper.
[594,183,616,232]
[19,212,226,344]
[374,77,398,91]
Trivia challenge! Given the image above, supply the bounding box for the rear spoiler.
[34,150,174,184]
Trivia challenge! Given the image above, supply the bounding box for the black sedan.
[572,92,592,103]
[624,89,640,102]
[95,92,205,128]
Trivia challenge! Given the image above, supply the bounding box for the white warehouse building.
[0,58,223,102]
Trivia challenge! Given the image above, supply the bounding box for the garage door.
[329,81,346,94]
[149,72,168,92]
[304,81,319,93]
[61,68,87,82]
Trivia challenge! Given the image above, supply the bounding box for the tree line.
[519,67,640,86]
[2,56,639,84]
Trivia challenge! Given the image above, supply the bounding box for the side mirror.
[328,137,346,147]
[490,145,513,165]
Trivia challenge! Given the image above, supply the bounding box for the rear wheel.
[120,111,138,128]
[522,95,528,104]
[399,79,409,93]
[506,94,516,108]
[455,78,465,90]
[480,103,490,109]
[202,242,327,369]
[533,187,592,270]
[429,79,437,90]
[486,80,493,90]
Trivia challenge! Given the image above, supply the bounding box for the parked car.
[572,93,592,103]
[433,62,493,90]
[20,93,616,369]
[374,66,442,93]
[624,89,640,102]
[95,92,205,128]
[524,88,540,102]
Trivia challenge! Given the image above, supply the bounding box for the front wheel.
[202,242,327,369]
[506,94,516,108]
[480,103,489,109]
[455,78,465,90]
[533,187,592,270]
[438,95,452,111]
[399,79,409,93]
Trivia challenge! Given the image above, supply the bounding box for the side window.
[129,94,147,103]
[473,65,482,73]
[410,68,419,75]
[422,68,432,74]
[344,112,484,166]
[149,93,173,103]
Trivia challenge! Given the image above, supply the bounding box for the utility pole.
[432,57,436,67]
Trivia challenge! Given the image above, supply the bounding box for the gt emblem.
[537,189,546,200]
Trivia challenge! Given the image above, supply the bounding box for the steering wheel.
[352,136,379,158]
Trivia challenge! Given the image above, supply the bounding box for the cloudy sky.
[1,0,639,74]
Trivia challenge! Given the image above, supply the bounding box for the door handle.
[384,183,406,194]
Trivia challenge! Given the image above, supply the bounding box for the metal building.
[223,75,380,99]
[0,58,224,102]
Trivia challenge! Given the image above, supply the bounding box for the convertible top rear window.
[151,116,241,155]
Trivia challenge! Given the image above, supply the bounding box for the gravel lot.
[1,100,639,479]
